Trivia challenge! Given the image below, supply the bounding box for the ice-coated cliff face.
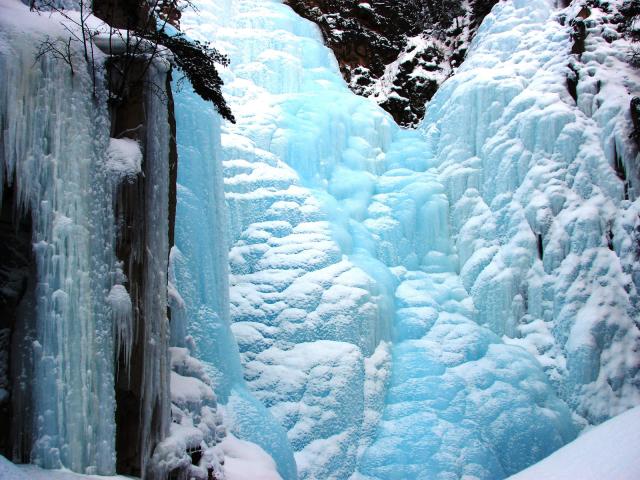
[170,68,297,479]
[0,4,120,473]
[0,1,175,476]
[421,0,640,426]
[173,0,640,478]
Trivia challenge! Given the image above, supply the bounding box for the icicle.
[0,6,120,475]
[108,283,133,371]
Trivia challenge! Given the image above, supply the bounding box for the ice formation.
[0,0,637,477]
[171,55,297,480]
[0,4,120,473]
[419,0,640,425]
[171,0,639,478]
[0,0,173,475]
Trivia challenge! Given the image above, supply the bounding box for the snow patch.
[106,137,143,181]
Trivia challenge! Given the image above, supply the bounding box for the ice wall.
[0,7,119,474]
[136,59,173,478]
[171,76,297,479]
[0,1,180,476]
[173,0,611,478]
[422,0,640,424]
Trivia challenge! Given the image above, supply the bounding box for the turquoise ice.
[172,0,639,478]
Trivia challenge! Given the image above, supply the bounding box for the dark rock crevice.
[0,183,36,464]
[285,0,499,126]
[109,61,174,478]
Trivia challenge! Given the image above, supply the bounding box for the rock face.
[0,186,33,461]
[284,0,498,126]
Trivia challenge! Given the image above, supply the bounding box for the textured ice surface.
[172,63,297,479]
[423,0,640,424]
[171,0,632,478]
[0,3,120,473]
[0,1,177,475]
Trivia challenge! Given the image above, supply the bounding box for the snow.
[222,434,283,480]
[0,456,28,480]
[106,138,143,180]
[508,406,640,480]
[0,0,66,34]
[1,454,130,480]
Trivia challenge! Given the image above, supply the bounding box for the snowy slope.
[508,405,640,480]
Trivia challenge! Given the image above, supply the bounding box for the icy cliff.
[0,0,638,478]
[0,0,175,476]
[0,2,122,473]
[172,0,639,478]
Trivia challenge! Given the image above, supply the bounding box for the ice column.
[0,22,119,475]
[171,73,298,480]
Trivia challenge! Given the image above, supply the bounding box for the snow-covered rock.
[106,138,143,181]
[284,0,499,126]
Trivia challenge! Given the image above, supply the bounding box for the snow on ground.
[0,455,131,480]
[508,405,640,480]
[221,434,283,480]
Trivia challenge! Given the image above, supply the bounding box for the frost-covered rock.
[284,0,499,126]
[151,347,226,479]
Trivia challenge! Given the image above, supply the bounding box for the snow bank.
[1,454,130,480]
[221,434,282,480]
[0,456,28,480]
[509,406,640,480]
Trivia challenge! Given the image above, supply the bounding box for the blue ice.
[169,0,640,478]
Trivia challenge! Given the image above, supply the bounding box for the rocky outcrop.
[285,0,499,126]
[0,186,34,462]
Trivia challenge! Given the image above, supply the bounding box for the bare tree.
[31,0,234,121]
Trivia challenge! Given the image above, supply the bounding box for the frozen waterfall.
[172,0,640,478]
[0,0,636,476]
[0,8,119,474]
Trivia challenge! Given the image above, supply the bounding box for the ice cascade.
[0,14,120,475]
[171,0,640,478]
[0,3,175,475]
